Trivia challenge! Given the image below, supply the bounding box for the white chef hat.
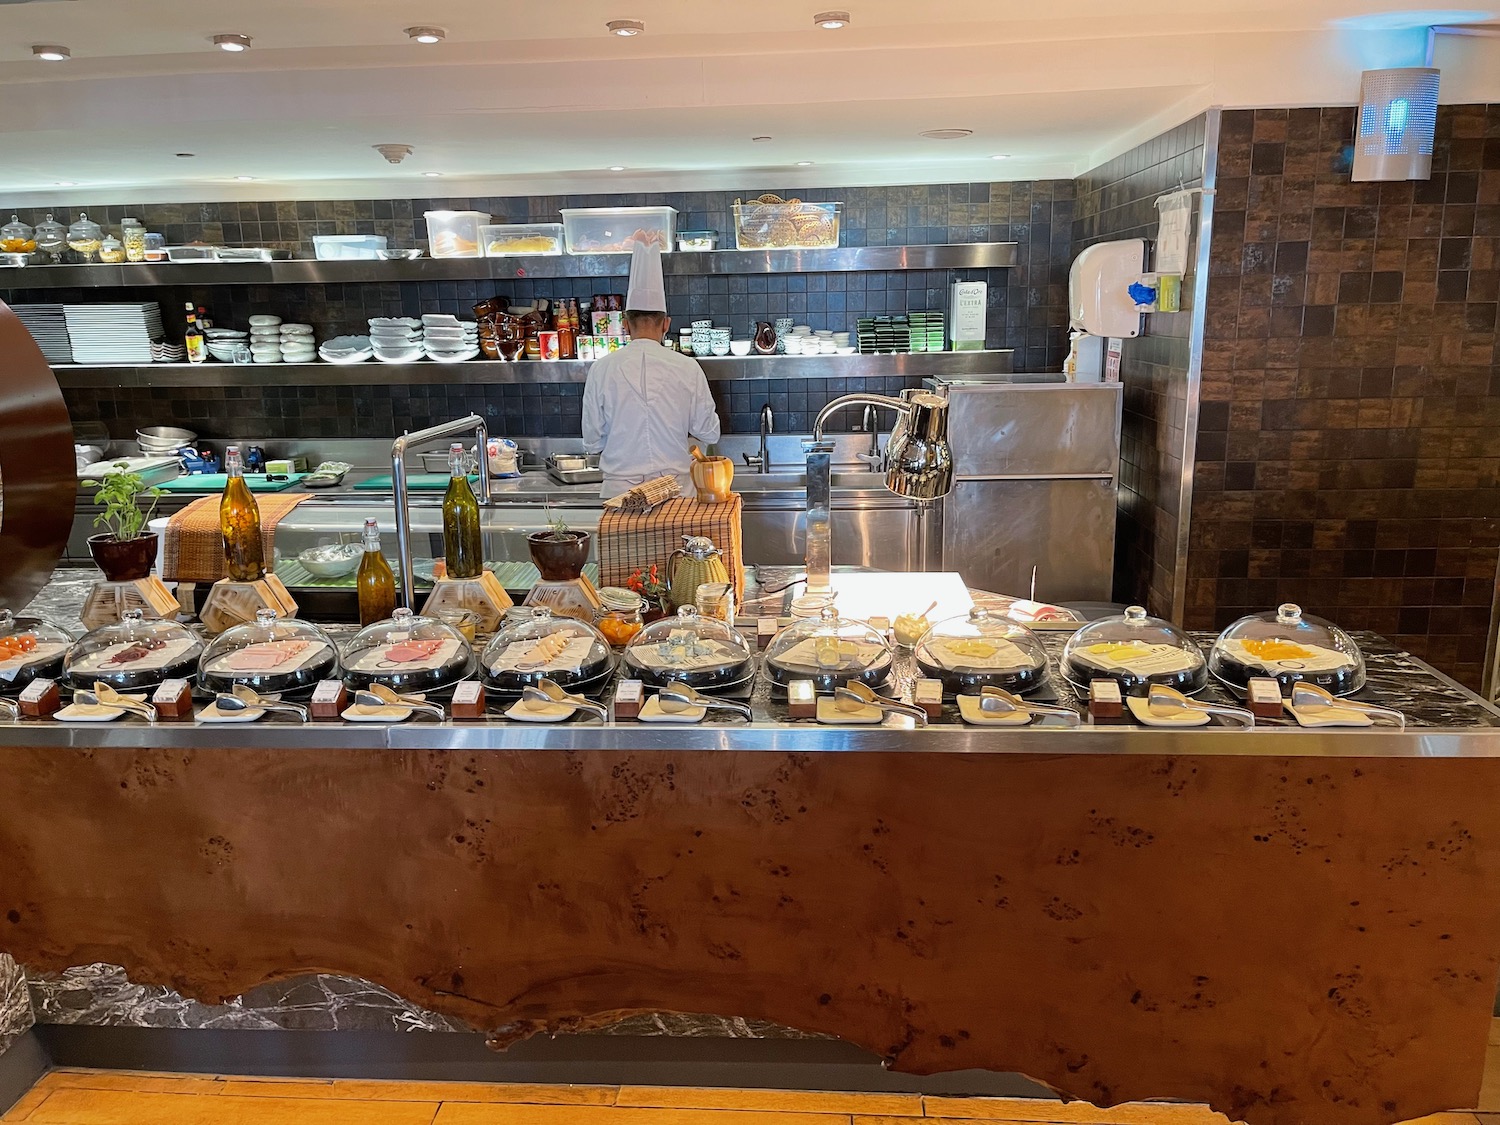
[625,241,667,312]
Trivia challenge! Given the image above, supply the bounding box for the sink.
[734,470,888,492]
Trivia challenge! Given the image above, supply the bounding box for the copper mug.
[690,455,735,504]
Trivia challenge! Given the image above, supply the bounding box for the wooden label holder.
[200,573,298,635]
[523,575,603,623]
[420,571,514,633]
[79,576,181,631]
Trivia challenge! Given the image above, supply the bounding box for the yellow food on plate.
[1084,641,1151,658]
[946,639,998,659]
[1243,638,1315,660]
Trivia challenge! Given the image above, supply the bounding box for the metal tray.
[546,454,603,485]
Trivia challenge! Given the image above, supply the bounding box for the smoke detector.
[373,144,415,164]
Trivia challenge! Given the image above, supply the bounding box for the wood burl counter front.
[5,733,1500,1125]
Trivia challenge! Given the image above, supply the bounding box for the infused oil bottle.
[356,518,397,625]
[220,444,265,581]
[442,442,483,579]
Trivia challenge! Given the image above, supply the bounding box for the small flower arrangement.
[628,564,672,615]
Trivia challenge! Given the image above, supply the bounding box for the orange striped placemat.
[162,493,311,583]
[597,494,744,599]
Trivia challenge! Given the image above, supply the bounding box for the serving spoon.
[521,679,607,721]
[658,683,751,721]
[212,684,309,722]
[1146,684,1254,727]
[977,686,1080,727]
[355,684,445,720]
[1289,682,1405,728]
[835,682,927,725]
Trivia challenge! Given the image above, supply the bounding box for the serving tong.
[658,682,751,721]
[976,686,1080,726]
[76,680,157,722]
[1289,682,1405,728]
[350,683,446,720]
[520,678,606,721]
[213,683,309,722]
[834,682,927,725]
[1146,684,1254,727]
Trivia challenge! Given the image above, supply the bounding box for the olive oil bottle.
[356,518,396,625]
[220,445,265,581]
[442,442,483,579]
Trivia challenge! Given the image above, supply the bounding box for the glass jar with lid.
[1209,603,1365,697]
[914,607,1049,697]
[0,609,74,695]
[143,232,167,262]
[66,212,104,262]
[197,608,339,698]
[98,234,125,264]
[1060,605,1207,696]
[64,609,204,692]
[342,606,475,694]
[763,604,895,693]
[622,605,754,690]
[0,215,35,254]
[120,217,147,263]
[596,587,644,647]
[481,606,613,694]
[33,214,66,261]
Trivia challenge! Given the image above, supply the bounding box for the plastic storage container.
[913,607,1050,697]
[481,223,564,257]
[64,609,204,693]
[763,604,895,694]
[1209,603,1365,697]
[197,608,339,698]
[342,607,475,694]
[733,198,841,250]
[0,609,73,695]
[676,230,719,252]
[423,211,491,259]
[622,606,754,690]
[480,607,613,695]
[313,234,389,261]
[1061,605,1207,697]
[560,207,677,255]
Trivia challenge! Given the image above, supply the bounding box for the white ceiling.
[0,0,1498,202]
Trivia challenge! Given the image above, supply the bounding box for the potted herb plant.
[84,464,166,582]
[527,507,591,582]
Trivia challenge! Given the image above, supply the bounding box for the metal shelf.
[50,349,1016,389]
[0,243,1018,291]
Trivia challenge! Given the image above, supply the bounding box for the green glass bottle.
[442,442,483,579]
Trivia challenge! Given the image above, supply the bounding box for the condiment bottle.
[184,307,206,364]
[441,443,483,579]
[356,518,397,626]
[220,445,266,582]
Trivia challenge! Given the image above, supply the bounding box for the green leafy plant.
[544,501,573,542]
[84,464,165,542]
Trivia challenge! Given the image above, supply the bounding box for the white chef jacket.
[581,338,721,496]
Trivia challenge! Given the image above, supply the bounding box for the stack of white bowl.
[421,314,479,363]
[279,323,316,364]
[204,327,248,362]
[369,317,424,364]
[319,335,374,364]
[783,325,815,355]
[249,315,284,363]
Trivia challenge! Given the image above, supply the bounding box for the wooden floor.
[8,1019,1500,1125]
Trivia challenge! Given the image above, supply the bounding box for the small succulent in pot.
[84,464,166,582]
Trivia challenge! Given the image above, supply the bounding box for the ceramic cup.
[729,339,752,356]
[710,328,732,357]
[784,336,804,355]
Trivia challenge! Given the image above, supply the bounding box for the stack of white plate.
[248,314,283,363]
[204,327,249,362]
[369,316,423,364]
[12,304,72,364]
[150,342,187,362]
[318,334,373,364]
[63,302,164,364]
[421,313,479,363]
[279,322,316,364]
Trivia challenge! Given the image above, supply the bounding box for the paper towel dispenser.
[1069,239,1146,338]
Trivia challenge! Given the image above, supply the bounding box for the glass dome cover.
[0,609,74,695]
[342,606,475,693]
[622,605,754,690]
[914,607,1049,696]
[1061,604,1207,696]
[32,214,66,252]
[764,604,895,693]
[64,609,203,692]
[481,606,612,693]
[1209,602,1364,696]
[198,608,339,698]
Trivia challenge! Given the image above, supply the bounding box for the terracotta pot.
[527,530,590,582]
[87,532,158,582]
[690,456,734,504]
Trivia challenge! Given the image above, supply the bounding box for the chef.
[582,242,721,497]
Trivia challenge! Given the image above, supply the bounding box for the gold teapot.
[668,535,730,610]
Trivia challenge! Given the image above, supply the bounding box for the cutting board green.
[157,473,306,493]
[355,474,480,491]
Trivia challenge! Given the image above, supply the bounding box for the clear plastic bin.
[481,223,564,257]
[560,207,677,255]
[313,234,389,261]
[733,200,841,250]
[423,211,491,259]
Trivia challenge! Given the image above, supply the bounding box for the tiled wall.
[1074,115,1208,618]
[1190,105,1500,690]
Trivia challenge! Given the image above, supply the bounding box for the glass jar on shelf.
[66,212,104,262]
[143,232,167,262]
[33,214,66,262]
[596,587,644,647]
[120,217,147,263]
[0,215,35,254]
[98,235,125,264]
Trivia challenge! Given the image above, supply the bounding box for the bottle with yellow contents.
[219,445,265,582]
[356,518,397,625]
[442,442,484,579]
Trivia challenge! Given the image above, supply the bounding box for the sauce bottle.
[220,445,265,582]
[441,443,483,579]
[356,518,397,625]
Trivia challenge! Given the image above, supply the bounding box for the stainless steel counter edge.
[0,720,1497,756]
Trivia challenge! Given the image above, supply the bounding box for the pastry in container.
[64,609,204,693]
[342,607,475,695]
[622,606,754,691]
[1209,603,1365,697]
[197,608,339,698]
[1060,605,1207,696]
[763,605,894,694]
[0,609,73,695]
[481,607,613,695]
[914,607,1049,696]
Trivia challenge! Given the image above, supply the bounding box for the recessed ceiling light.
[422,171,444,177]
[607,19,645,36]
[991,154,1012,160]
[405,26,445,44]
[31,44,70,61]
[212,33,252,52]
[55,181,77,187]
[919,128,974,140]
[609,166,626,172]
[796,161,814,166]
[814,10,851,29]
[235,176,256,181]
[752,135,773,142]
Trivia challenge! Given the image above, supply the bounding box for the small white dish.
[729,339,752,356]
[834,346,856,355]
[55,702,127,722]
[816,697,883,725]
[638,696,706,724]
[424,347,480,364]
[369,316,422,329]
[198,702,267,724]
[342,703,414,723]
[248,314,282,327]
[319,348,373,365]
[956,694,1030,726]
[279,323,313,335]
[1126,696,1210,728]
[504,699,575,722]
[783,338,804,355]
[1284,701,1373,728]
[372,350,422,365]
[422,313,461,328]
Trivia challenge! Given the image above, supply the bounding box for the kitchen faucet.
[856,403,882,468]
[742,403,774,474]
